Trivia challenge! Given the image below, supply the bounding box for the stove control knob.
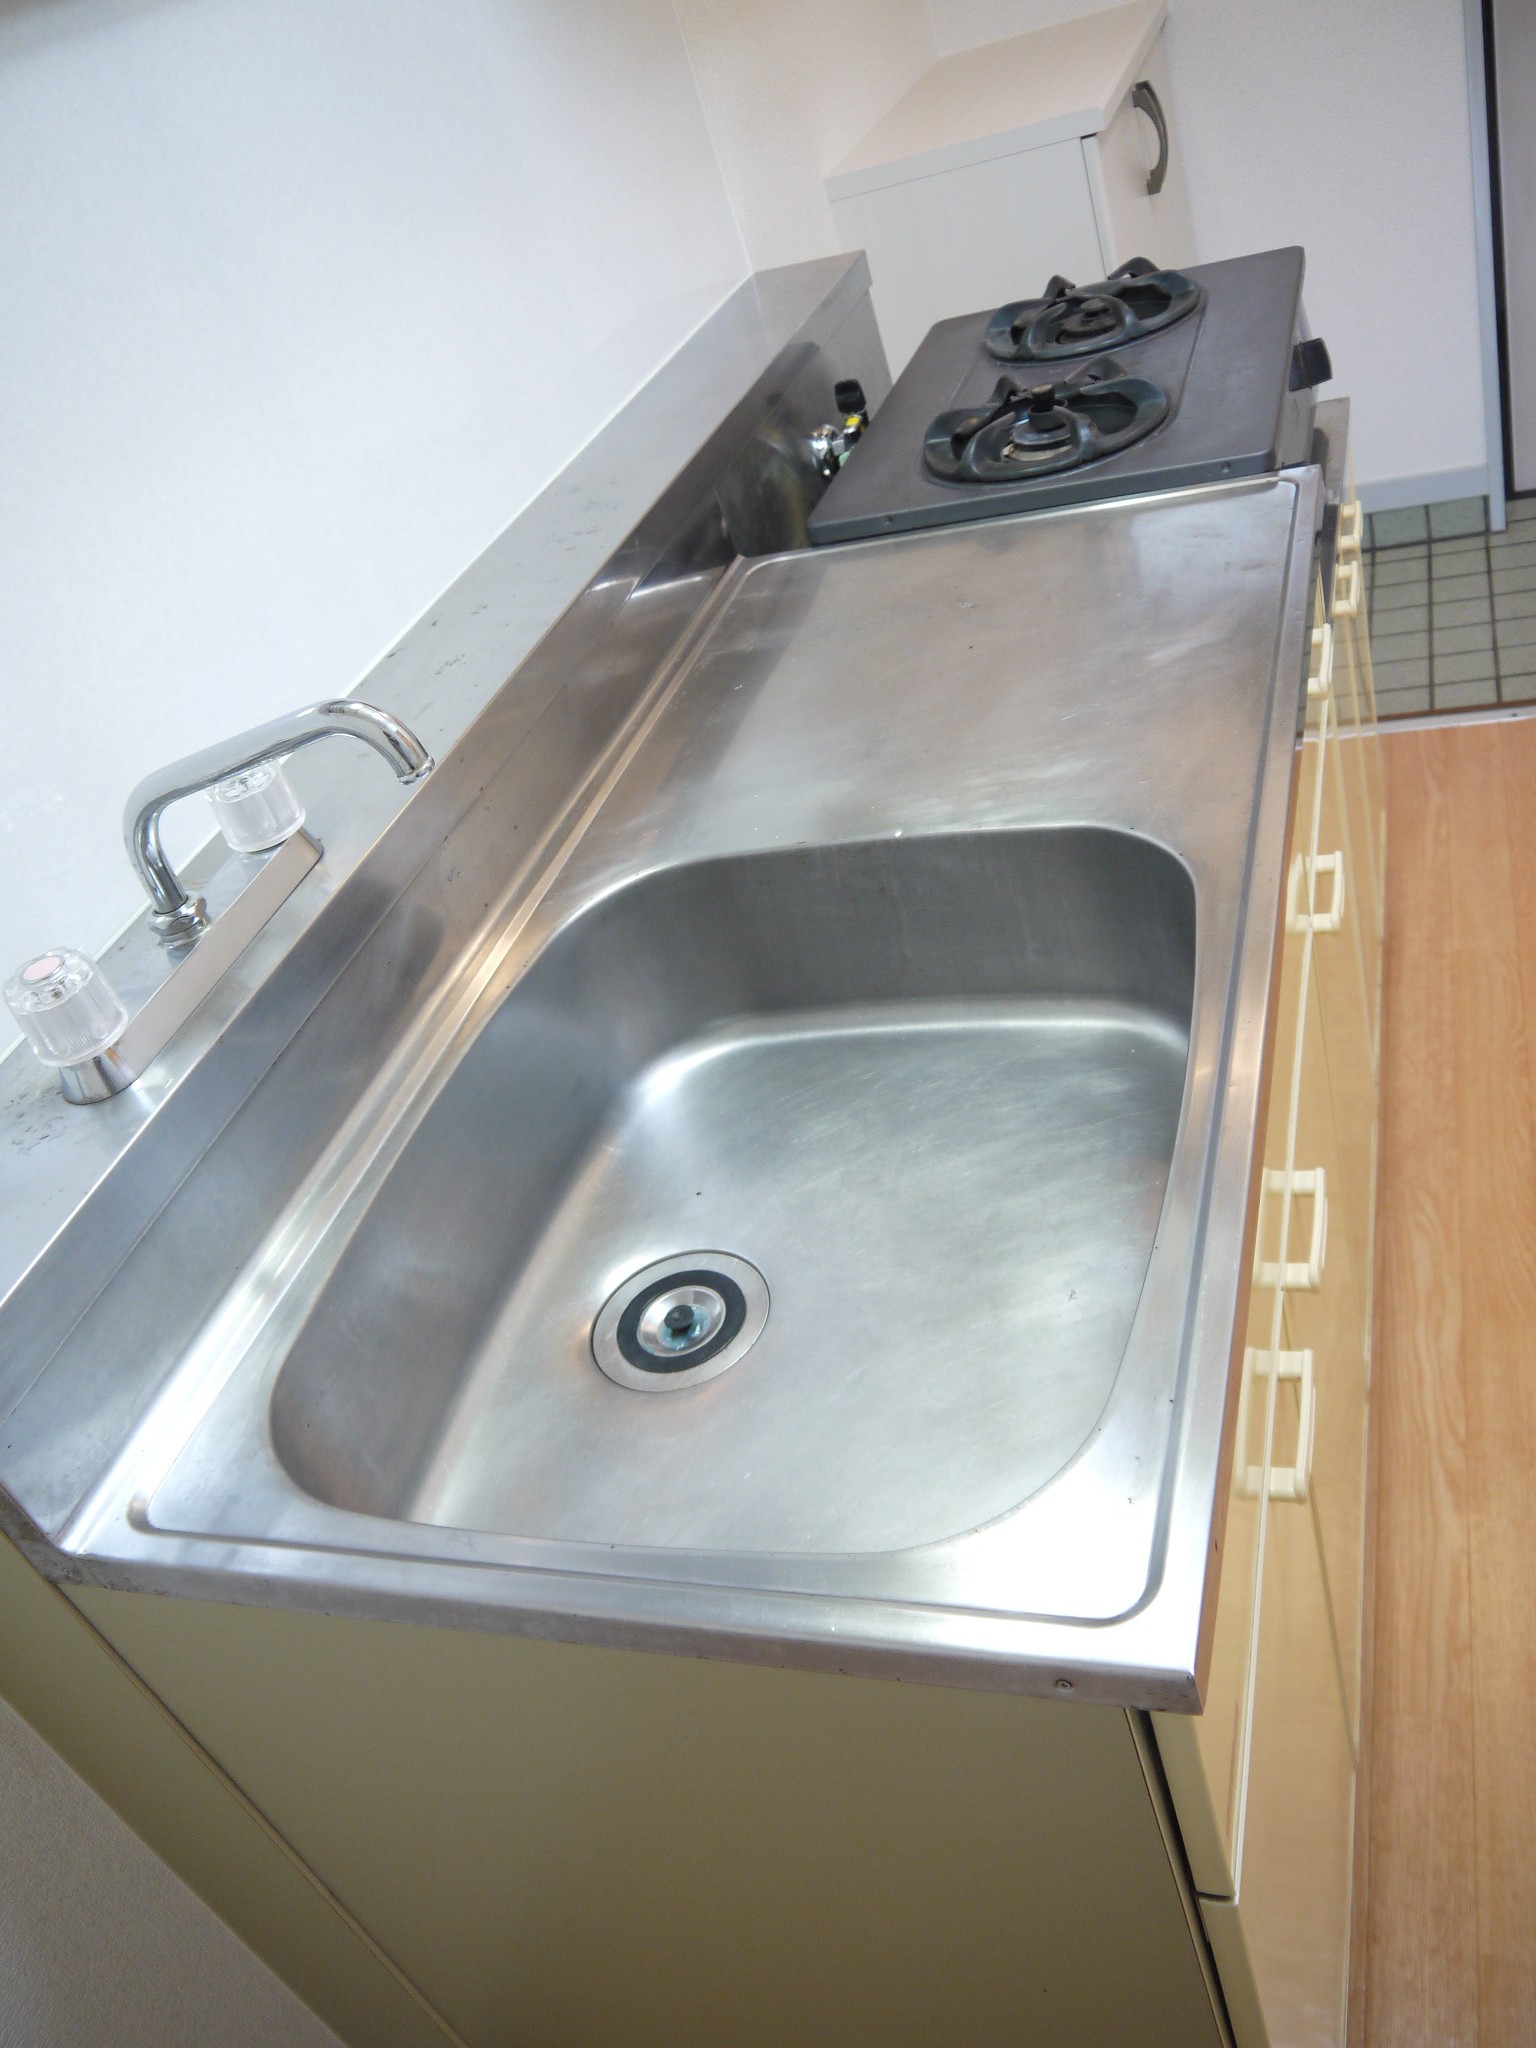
[810,379,872,479]
[833,379,868,423]
[1290,336,1333,390]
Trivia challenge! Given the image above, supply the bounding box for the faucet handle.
[210,760,306,854]
[4,950,135,1103]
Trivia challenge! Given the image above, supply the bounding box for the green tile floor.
[1365,495,1536,718]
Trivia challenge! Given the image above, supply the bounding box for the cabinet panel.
[829,140,1105,377]
[1153,738,1318,1898]
[1232,1433,1355,2048]
[1336,723,1384,1063]
[1304,574,1332,740]
[0,1536,449,2048]
[1331,516,1386,1017]
[1158,1285,1274,1898]
[73,1587,1230,2048]
[1171,551,1377,2045]
[1283,964,1369,1748]
[1309,722,1378,1366]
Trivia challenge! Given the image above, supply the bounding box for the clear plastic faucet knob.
[209,760,305,853]
[3,949,129,1067]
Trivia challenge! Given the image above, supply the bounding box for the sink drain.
[592,1252,769,1392]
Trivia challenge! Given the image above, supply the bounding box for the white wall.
[5,0,1487,991]
[0,0,749,1970]
[673,0,939,269]
[0,0,746,986]
[924,0,1487,501]
[0,1692,340,2047]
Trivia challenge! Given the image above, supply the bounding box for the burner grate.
[986,257,1204,365]
[923,360,1169,485]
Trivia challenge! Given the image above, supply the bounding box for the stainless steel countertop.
[0,442,1323,1705]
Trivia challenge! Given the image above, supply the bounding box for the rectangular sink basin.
[270,828,1194,1555]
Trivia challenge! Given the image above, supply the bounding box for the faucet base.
[57,1046,139,1105]
[148,899,211,944]
[54,832,325,1105]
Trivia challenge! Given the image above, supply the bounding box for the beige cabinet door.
[1160,1153,1282,1898]
[1308,723,1378,1373]
[1204,1457,1356,2048]
[1153,737,1318,1899]
[1330,542,1386,968]
[1282,954,1370,1751]
[1230,862,1360,2048]
[1169,580,1376,2045]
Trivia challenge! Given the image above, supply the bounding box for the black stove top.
[809,246,1326,545]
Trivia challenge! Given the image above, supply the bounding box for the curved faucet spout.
[124,699,434,941]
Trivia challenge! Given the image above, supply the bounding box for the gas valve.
[810,379,870,479]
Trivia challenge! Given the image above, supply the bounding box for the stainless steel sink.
[270,828,1194,1553]
[2,462,1323,1706]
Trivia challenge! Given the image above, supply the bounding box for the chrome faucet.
[125,699,434,940]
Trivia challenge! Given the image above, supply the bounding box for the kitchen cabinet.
[1329,497,1385,962]
[1285,961,1369,1746]
[1162,730,1319,1903]
[54,513,1379,2048]
[66,1587,1232,2048]
[1155,512,1383,2047]
[3,467,1374,2048]
[0,1529,446,2048]
[824,0,1195,373]
[1205,1422,1356,2048]
[1312,709,1377,1351]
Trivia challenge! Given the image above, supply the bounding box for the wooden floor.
[1358,714,1536,2047]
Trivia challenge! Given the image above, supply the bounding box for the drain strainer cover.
[592,1252,769,1392]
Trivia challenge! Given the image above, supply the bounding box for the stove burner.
[985,257,1204,365]
[923,360,1170,485]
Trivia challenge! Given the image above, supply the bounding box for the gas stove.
[808,247,1329,544]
